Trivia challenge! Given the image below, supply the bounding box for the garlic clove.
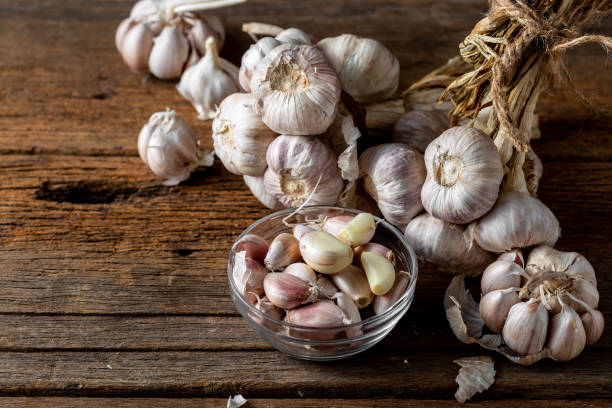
[285,300,346,340]
[480,260,523,295]
[243,174,283,210]
[360,251,396,296]
[337,212,376,247]
[359,144,426,230]
[502,299,549,355]
[177,37,240,120]
[232,251,268,304]
[373,271,411,315]
[275,27,311,45]
[148,26,189,80]
[581,309,604,346]
[316,276,339,299]
[253,294,283,321]
[547,301,586,362]
[321,215,354,238]
[263,272,316,309]
[251,43,341,135]
[497,249,524,268]
[392,110,450,153]
[185,13,225,57]
[292,223,319,241]
[353,242,396,269]
[115,17,136,52]
[232,234,269,263]
[239,37,281,93]
[263,233,301,271]
[117,20,155,74]
[333,292,363,338]
[331,264,373,309]
[479,288,520,333]
[212,93,277,176]
[299,231,353,275]
[284,262,316,286]
[525,245,597,286]
[317,34,399,104]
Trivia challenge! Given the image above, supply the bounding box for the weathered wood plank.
[0,349,608,398]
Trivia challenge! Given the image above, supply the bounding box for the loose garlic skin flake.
[317,34,399,104]
[421,126,504,224]
[212,93,276,176]
[251,44,341,135]
[264,136,343,207]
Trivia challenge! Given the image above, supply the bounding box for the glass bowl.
[227,205,418,361]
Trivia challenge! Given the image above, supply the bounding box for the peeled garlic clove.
[244,175,283,210]
[321,215,353,237]
[239,37,281,93]
[138,109,214,186]
[497,249,524,268]
[116,20,154,73]
[316,276,339,299]
[405,213,493,275]
[251,43,341,135]
[581,309,604,346]
[502,299,549,355]
[479,288,520,333]
[331,264,373,309]
[353,243,396,269]
[275,28,311,45]
[360,251,395,296]
[337,212,376,247]
[264,233,301,271]
[232,234,269,263]
[547,302,586,362]
[523,149,543,196]
[292,223,318,241]
[285,300,345,340]
[232,251,268,304]
[284,262,316,286]
[334,292,363,338]
[265,135,344,207]
[263,272,316,309]
[392,110,449,153]
[148,26,189,80]
[317,34,399,104]
[299,231,353,275]
[421,126,504,224]
[212,93,277,176]
[373,271,411,315]
[480,260,523,295]
[359,144,426,229]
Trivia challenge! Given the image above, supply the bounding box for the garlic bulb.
[421,126,504,224]
[177,37,240,119]
[317,34,399,104]
[251,44,341,135]
[212,93,276,176]
[239,37,281,92]
[264,136,344,207]
[392,110,449,153]
[546,299,586,362]
[243,175,283,210]
[502,299,549,355]
[148,25,190,80]
[138,109,214,185]
[359,144,426,229]
[405,213,492,275]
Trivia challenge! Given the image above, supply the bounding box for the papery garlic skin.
[523,149,543,196]
[275,28,311,45]
[253,295,283,321]
[317,34,399,104]
[480,260,522,295]
[405,213,493,275]
[502,299,549,355]
[547,302,586,362]
[497,249,524,268]
[299,231,353,275]
[232,234,269,263]
[359,144,426,229]
[177,37,239,120]
[334,292,363,338]
[392,110,449,153]
[316,276,339,299]
[264,136,343,207]
[244,175,283,210]
[239,37,281,93]
[212,93,276,176]
[373,271,411,315]
[331,265,373,309]
[251,44,341,135]
[479,288,520,333]
[421,126,504,224]
[148,26,190,80]
[138,109,214,186]
[264,233,301,271]
[232,251,268,304]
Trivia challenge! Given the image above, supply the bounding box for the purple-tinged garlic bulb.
[392,110,449,153]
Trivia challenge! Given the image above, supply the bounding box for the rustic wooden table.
[1,0,611,406]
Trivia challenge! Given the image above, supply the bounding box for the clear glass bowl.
[227,205,418,361]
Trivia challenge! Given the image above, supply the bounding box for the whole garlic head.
[392,109,450,153]
[177,37,240,120]
[264,135,344,207]
[251,44,341,135]
[138,109,214,185]
[317,34,400,104]
[359,144,426,229]
[212,93,277,176]
[421,126,504,224]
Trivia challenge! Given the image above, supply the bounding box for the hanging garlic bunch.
[115,0,240,79]
[446,247,603,364]
[138,109,214,185]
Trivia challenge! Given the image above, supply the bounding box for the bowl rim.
[227,205,419,335]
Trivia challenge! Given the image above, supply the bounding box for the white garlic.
[275,28,311,45]
[177,37,240,119]
[502,299,549,355]
[480,260,523,295]
[185,12,225,56]
[317,34,399,104]
[421,126,504,224]
[359,144,426,229]
[264,135,344,207]
[479,288,520,333]
[547,300,586,362]
[404,213,493,276]
[148,25,190,80]
[239,37,281,92]
[321,215,354,238]
[138,109,214,185]
[299,231,353,275]
[292,223,319,241]
[284,263,317,286]
[243,175,283,210]
[497,249,524,268]
[212,93,277,176]
[115,19,155,73]
[392,110,449,153]
[251,44,341,135]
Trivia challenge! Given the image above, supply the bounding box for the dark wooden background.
[0,0,611,406]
